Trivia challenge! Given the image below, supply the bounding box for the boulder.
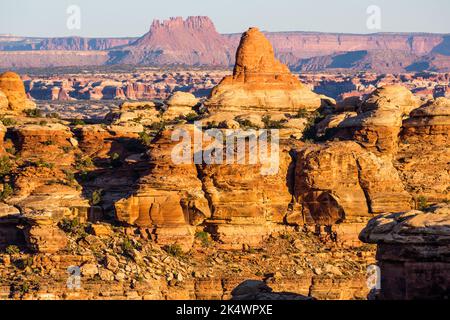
[166,92,199,107]
[23,213,68,253]
[164,91,199,120]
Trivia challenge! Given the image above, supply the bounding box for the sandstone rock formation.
[395,97,450,203]
[360,203,450,299]
[199,141,297,248]
[0,71,36,114]
[11,123,75,165]
[295,142,412,225]
[23,213,68,254]
[0,90,8,111]
[115,126,211,250]
[105,101,160,126]
[335,85,420,156]
[164,91,199,120]
[206,28,322,113]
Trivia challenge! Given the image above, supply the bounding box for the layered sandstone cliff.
[360,203,450,300]
[2,16,449,72]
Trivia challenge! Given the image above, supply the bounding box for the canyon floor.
[0,224,375,300]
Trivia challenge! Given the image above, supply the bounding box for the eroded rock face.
[0,71,36,114]
[395,97,450,202]
[120,16,233,66]
[206,28,322,113]
[360,204,450,300]
[295,141,412,225]
[336,85,420,156]
[360,203,450,245]
[76,124,142,159]
[23,214,68,254]
[12,123,75,165]
[115,127,211,250]
[199,141,297,248]
[0,90,8,111]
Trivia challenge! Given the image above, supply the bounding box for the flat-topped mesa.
[150,16,217,32]
[206,27,322,113]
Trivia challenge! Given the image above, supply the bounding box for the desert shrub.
[0,183,14,200]
[301,111,325,142]
[121,238,134,257]
[110,153,122,168]
[71,119,86,126]
[41,139,54,146]
[90,189,103,206]
[262,115,286,129]
[149,121,166,132]
[0,156,12,177]
[294,109,310,119]
[195,231,211,247]
[1,118,16,126]
[14,256,34,270]
[75,156,93,170]
[11,280,40,297]
[417,196,429,210]
[61,146,74,153]
[204,121,230,130]
[5,245,20,255]
[163,244,184,258]
[6,146,16,155]
[121,238,142,258]
[24,109,43,118]
[33,159,54,169]
[46,112,61,119]
[183,113,204,123]
[235,117,259,129]
[138,131,152,147]
[62,169,76,184]
[58,218,87,237]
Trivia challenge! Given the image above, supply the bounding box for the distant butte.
[0,16,449,72]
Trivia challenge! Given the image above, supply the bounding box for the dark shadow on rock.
[74,136,153,223]
[231,280,313,301]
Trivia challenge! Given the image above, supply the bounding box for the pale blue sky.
[0,0,449,37]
